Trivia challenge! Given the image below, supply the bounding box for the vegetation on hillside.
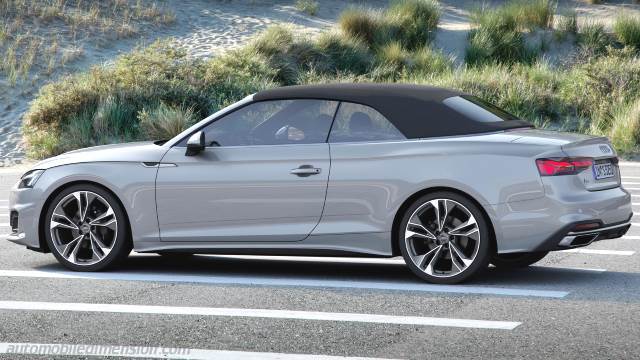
[21,0,640,158]
[0,0,174,86]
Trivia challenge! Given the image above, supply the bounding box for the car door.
[155,99,338,242]
[313,101,408,235]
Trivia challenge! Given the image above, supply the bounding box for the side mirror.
[185,131,205,156]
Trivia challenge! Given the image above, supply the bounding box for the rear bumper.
[490,185,632,253]
[535,217,631,252]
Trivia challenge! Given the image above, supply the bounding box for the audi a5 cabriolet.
[8,83,632,284]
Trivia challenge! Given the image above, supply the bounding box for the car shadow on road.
[43,254,632,302]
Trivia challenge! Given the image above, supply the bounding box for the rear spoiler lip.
[560,136,612,151]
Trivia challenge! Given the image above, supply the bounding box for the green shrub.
[338,8,391,47]
[295,0,319,16]
[386,0,440,49]
[466,4,539,66]
[429,62,566,127]
[91,96,138,141]
[556,9,577,38]
[139,102,197,140]
[338,1,440,50]
[22,2,640,158]
[613,15,640,50]
[466,21,532,65]
[246,25,373,84]
[579,22,610,56]
[409,47,453,76]
[608,100,640,154]
[378,41,409,67]
[509,0,555,30]
[23,40,273,158]
[464,0,555,65]
[314,32,373,74]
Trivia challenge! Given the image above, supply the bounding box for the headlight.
[18,169,45,188]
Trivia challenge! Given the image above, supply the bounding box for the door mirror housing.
[185,131,205,156]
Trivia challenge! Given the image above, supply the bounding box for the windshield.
[443,95,520,122]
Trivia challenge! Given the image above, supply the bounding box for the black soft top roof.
[254,83,532,138]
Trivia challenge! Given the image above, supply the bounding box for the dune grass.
[139,102,198,140]
[466,6,531,65]
[295,0,319,16]
[613,14,640,51]
[555,9,577,40]
[578,21,610,56]
[607,100,640,153]
[0,0,174,86]
[339,0,440,49]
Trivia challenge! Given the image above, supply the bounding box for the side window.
[329,102,405,143]
[199,99,338,146]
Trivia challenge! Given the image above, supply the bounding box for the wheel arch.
[37,180,133,252]
[390,186,497,257]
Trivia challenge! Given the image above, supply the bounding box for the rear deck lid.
[561,136,620,191]
[510,129,620,191]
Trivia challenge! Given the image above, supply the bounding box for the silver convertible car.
[8,84,633,284]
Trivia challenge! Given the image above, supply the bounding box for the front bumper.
[6,182,47,252]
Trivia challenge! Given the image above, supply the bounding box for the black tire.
[398,191,491,284]
[44,184,131,272]
[491,251,549,269]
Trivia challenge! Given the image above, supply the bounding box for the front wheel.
[44,184,131,272]
[399,191,491,284]
[491,251,549,269]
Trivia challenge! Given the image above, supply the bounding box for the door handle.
[290,165,321,177]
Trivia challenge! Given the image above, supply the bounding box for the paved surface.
[0,164,639,359]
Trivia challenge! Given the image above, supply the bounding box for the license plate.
[593,162,615,180]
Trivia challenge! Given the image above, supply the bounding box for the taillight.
[536,157,593,176]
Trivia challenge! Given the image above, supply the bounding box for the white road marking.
[622,176,640,179]
[619,161,640,167]
[0,301,522,330]
[0,269,570,298]
[624,188,640,191]
[632,203,640,206]
[560,249,635,256]
[533,266,607,272]
[0,343,394,360]
[0,223,9,227]
[623,235,640,240]
[624,182,640,186]
[631,223,640,227]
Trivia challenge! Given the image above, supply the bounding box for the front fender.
[31,162,160,248]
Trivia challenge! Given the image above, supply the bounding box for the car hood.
[32,141,169,170]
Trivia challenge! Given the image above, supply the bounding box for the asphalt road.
[0,164,639,359]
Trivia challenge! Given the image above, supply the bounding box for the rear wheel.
[398,191,491,284]
[491,251,549,269]
[44,184,131,272]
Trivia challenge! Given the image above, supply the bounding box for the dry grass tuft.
[0,0,175,86]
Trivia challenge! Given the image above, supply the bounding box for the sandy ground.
[2,0,640,163]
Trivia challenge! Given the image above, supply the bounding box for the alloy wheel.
[49,191,118,266]
[404,198,481,278]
